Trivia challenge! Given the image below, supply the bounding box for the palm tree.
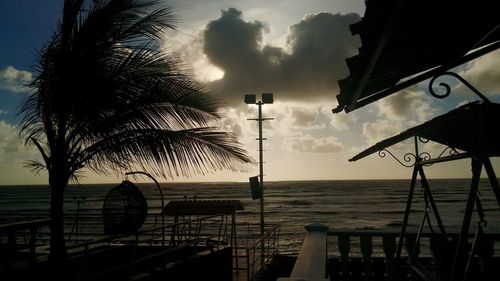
[19,0,252,262]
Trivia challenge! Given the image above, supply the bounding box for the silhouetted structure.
[326,0,500,280]
[102,180,148,235]
[350,101,500,280]
[18,0,251,261]
[333,0,499,113]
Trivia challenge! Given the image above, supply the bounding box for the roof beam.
[345,0,407,112]
[347,40,500,112]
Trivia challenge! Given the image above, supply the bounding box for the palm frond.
[24,160,47,175]
[80,127,252,178]
[19,0,253,183]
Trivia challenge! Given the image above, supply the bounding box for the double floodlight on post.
[245,93,274,105]
[245,93,274,238]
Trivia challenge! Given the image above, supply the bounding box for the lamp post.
[245,93,274,237]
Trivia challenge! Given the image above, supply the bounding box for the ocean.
[1,179,499,255]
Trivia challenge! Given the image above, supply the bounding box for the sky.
[0,0,499,185]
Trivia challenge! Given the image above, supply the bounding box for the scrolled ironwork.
[429,76,452,99]
[436,146,459,159]
[418,152,432,162]
[378,149,417,168]
[377,149,435,167]
[419,152,433,166]
[418,137,429,144]
[428,71,490,102]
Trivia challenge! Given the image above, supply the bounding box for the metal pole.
[125,171,165,246]
[396,136,419,261]
[246,94,273,271]
[257,101,266,270]
[258,101,265,237]
[483,157,500,207]
[417,165,446,235]
[396,164,418,261]
[450,157,482,281]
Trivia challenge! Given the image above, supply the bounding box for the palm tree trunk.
[49,178,68,262]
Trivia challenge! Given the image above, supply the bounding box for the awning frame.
[333,0,500,114]
[334,41,499,113]
[354,120,500,280]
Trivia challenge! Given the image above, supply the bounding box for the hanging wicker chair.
[102,180,148,235]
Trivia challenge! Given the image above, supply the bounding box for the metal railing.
[327,228,500,281]
[241,223,280,281]
[1,215,233,280]
[0,219,51,266]
[1,216,285,281]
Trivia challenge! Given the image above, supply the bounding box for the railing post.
[405,234,420,279]
[339,233,350,280]
[405,234,420,261]
[382,235,396,281]
[6,230,16,264]
[430,235,452,281]
[246,248,251,281]
[29,226,37,265]
[478,235,494,280]
[360,234,373,280]
[278,222,329,281]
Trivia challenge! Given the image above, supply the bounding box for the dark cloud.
[203,8,360,106]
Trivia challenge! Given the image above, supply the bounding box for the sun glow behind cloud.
[0,0,499,184]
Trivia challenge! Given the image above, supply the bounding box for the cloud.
[328,111,354,131]
[262,103,332,137]
[0,121,36,162]
[362,119,402,144]
[0,121,46,184]
[0,66,32,93]
[173,32,225,83]
[290,107,318,127]
[219,107,252,137]
[283,132,343,154]
[376,89,435,123]
[459,50,500,96]
[201,8,360,106]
